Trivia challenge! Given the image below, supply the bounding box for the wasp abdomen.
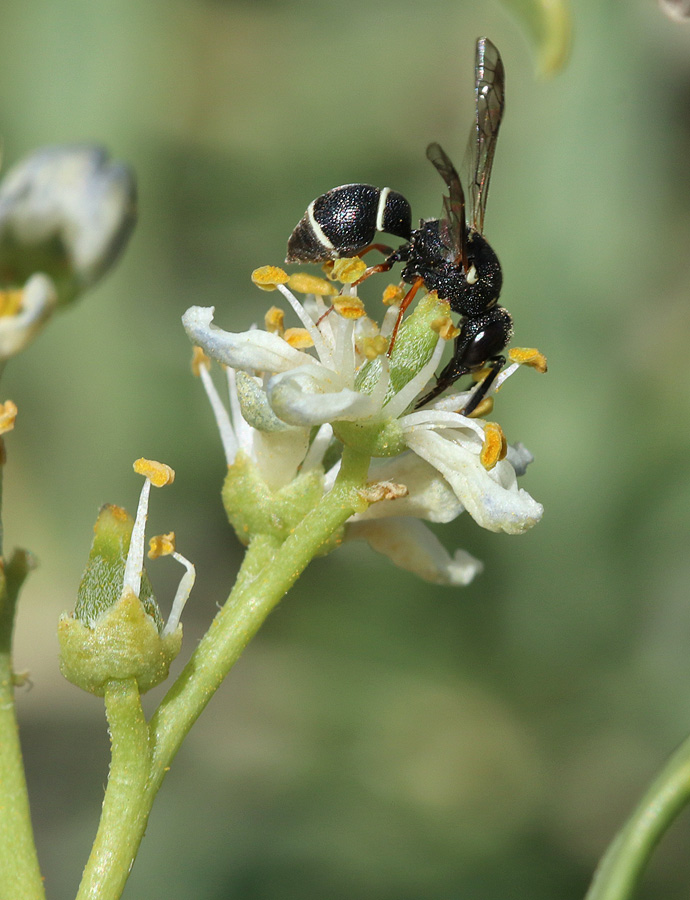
[286,184,412,263]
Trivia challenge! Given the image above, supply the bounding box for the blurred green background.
[4,0,690,897]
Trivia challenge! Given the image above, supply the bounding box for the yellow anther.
[0,289,23,317]
[430,316,461,341]
[480,422,508,470]
[264,306,285,335]
[382,284,405,306]
[509,347,548,373]
[333,295,366,319]
[287,272,337,296]
[467,396,494,418]
[0,400,18,434]
[148,532,176,559]
[330,257,367,284]
[251,266,289,291]
[191,346,210,376]
[472,366,492,383]
[358,334,389,360]
[283,327,315,349]
[321,260,336,280]
[133,458,175,487]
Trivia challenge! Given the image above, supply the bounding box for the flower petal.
[352,452,465,523]
[182,306,313,373]
[405,429,543,534]
[0,273,57,359]
[267,364,381,426]
[0,145,136,303]
[346,518,483,586]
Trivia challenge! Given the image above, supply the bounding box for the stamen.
[264,306,285,335]
[133,458,175,487]
[330,257,367,284]
[382,284,405,306]
[383,337,445,420]
[283,327,315,349]
[480,422,508,470]
[508,347,548,373]
[122,477,151,598]
[468,396,494,418]
[430,316,460,341]
[251,266,289,291]
[0,290,23,317]
[288,272,337,296]
[191,346,210,376]
[148,532,176,559]
[0,400,18,434]
[161,550,196,637]
[275,283,331,366]
[332,296,366,319]
[358,334,389,360]
[195,360,237,464]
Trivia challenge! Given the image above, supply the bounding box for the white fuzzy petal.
[267,365,380,426]
[352,452,465,523]
[346,518,483,586]
[182,306,313,374]
[405,429,543,534]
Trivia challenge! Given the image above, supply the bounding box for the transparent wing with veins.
[426,141,468,270]
[463,36,505,236]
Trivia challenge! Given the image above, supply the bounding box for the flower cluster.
[183,261,545,586]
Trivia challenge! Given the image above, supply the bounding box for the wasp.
[286,37,509,415]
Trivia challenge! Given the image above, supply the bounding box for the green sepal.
[74,504,162,630]
[59,591,181,696]
[222,451,326,543]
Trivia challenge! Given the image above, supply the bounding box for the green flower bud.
[0,144,136,310]
[59,459,195,697]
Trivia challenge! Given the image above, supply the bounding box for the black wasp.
[286,37,510,416]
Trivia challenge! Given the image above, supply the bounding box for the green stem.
[0,551,45,900]
[75,446,371,900]
[76,679,151,900]
[585,733,690,900]
[148,445,371,784]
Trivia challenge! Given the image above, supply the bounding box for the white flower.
[183,276,544,586]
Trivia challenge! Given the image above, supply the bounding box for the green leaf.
[501,0,573,75]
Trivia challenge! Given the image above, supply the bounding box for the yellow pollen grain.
[382,284,405,306]
[264,306,285,335]
[251,265,289,291]
[133,458,175,487]
[468,396,494,418]
[148,532,176,559]
[509,347,548,373]
[330,257,367,284]
[283,327,314,349]
[480,422,508,470]
[333,295,365,319]
[0,289,23,317]
[358,334,389,360]
[191,345,210,376]
[287,272,337,296]
[430,316,460,341]
[0,400,18,434]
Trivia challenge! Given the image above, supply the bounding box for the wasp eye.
[466,264,478,285]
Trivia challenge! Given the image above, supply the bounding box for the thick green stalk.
[76,679,151,900]
[0,551,45,900]
[75,446,371,900]
[585,733,690,900]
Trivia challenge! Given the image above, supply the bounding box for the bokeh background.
[3,0,690,897]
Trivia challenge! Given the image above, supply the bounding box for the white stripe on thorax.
[376,188,390,233]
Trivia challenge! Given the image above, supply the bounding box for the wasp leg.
[356,243,395,258]
[461,356,505,416]
[387,276,425,355]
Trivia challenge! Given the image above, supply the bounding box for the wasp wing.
[463,37,505,236]
[426,141,467,269]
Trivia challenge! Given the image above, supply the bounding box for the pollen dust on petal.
[359,481,409,503]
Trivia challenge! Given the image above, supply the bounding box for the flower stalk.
[585,733,690,900]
